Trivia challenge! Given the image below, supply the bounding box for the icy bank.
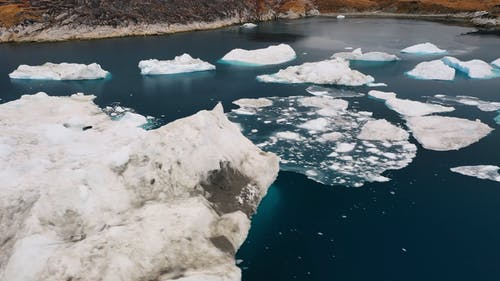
[257,58,375,86]
[9,62,109,80]
[0,93,279,281]
[451,165,500,182]
[332,48,399,62]
[220,44,296,66]
[368,90,455,117]
[228,95,416,187]
[406,116,493,151]
[401,42,446,54]
[138,54,215,75]
[406,60,455,81]
[442,56,499,79]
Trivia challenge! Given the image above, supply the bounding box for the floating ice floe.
[337,15,346,19]
[138,54,215,75]
[257,58,375,86]
[406,116,493,151]
[306,85,365,98]
[406,60,455,81]
[241,23,258,29]
[450,165,500,182]
[367,82,388,87]
[332,48,400,62]
[220,44,296,66]
[432,95,500,112]
[228,95,417,187]
[401,42,446,54]
[441,56,499,79]
[368,90,455,117]
[0,93,279,281]
[492,58,500,68]
[9,62,110,80]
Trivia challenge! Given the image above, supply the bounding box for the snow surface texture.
[406,116,493,151]
[306,85,365,98]
[332,48,400,62]
[9,62,109,80]
[228,96,417,187]
[0,93,279,281]
[138,54,215,75]
[451,165,500,182]
[368,90,455,117]
[241,23,257,29]
[401,42,446,54]
[432,95,500,112]
[492,58,500,68]
[406,60,455,81]
[442,56,500,79]
[220,44,296,66]
[257,58,375,86]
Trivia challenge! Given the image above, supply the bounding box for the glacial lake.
[1,17,499,281]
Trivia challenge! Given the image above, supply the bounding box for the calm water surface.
[0,17,499,281]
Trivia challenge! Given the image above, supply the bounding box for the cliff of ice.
[0,93,279,281]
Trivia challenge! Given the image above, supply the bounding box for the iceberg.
[450,165,500,182]
[368,90,455,117]
[442,56,499,79]
[138,53,215,75]
[432,95,500,112]
[337,15,346,19]
[227,95,417,187]
[305,85,364,98]
[406,116,493,151]
[220,44,296,66]
[492,58,500,68]
[9,62,109,80]
[332,48,400,62]
[401,42,447,54]
[241,23,257,29]
[0,93,278,281]
[367,82,388,87]
[257,58,375,86]
[406,60,455,81]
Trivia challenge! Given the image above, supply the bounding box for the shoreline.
[0,12,498,44]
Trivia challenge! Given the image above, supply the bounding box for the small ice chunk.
[335,143,356,153]
[450,165,500,182]
[337,15,346,19]
[306,85,364,98]
[320,132,343,142]
[367,82,388,87]
[442,56,498,79]
[9,62,109,80]
[138,54,215,75]
[401,42,446,54]
[357,119,409,141]
[275,131,302,140]
[492,58,500,69]
[257,58,375,86]
[368,90,454,117]
[298,118,329,131]
[220,44,296,66]
[406,116,493,151]
[233,98,273,108]
[298,96,348,111]
[332,48,400,62]
[406,60,455,81]
[241,23,257,29]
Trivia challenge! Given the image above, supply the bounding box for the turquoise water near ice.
[0,17,499,281]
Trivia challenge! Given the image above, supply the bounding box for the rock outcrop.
[0,93,279,281]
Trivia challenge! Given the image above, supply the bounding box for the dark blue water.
[0,17,499,281]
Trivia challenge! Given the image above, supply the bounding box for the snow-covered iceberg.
[406,116,493,151]
[9,62,110,80]
[368,90,455,117]
[332,48,400,62]
[442,56,499,79]
[138,53,215,75]
[432,95,500,112]
[0,93,279,281]
[241,23,257,29]
[451,165,500,182]
[406,60,455,81]
[492,58,500,69]
[401,42,446,54]
[219,44,296,66]
[228,95,417,187]
[257,58,375,86]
